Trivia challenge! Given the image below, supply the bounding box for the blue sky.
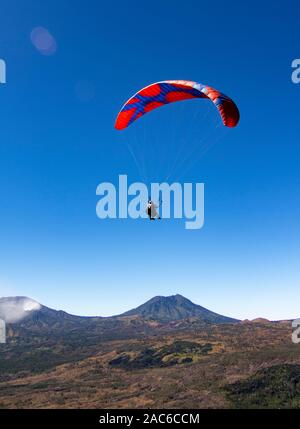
[0,0,299,320]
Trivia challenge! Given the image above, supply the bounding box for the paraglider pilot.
[146,199,161,220]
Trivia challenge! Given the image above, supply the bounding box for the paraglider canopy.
[115,80,240,130]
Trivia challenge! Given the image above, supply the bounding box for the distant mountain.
[241,318,272,325]
[0,294,238,325]
[120,294,239,324]
[1,294,293,410]
[0,296,98,329]
[0,294,234,375]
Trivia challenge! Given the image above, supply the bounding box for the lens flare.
[30,26,57,56]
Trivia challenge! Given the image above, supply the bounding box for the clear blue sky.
[0,0,299,320]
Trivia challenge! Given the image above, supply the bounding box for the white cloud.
[0,297,41,323]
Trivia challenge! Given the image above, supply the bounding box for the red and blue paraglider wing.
[115,80,240,130]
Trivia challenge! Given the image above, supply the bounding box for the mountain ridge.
[119,294,239,324]
[0,294,239,324]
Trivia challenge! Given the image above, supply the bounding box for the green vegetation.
[225,364,300,409]
[109,341,213,369]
